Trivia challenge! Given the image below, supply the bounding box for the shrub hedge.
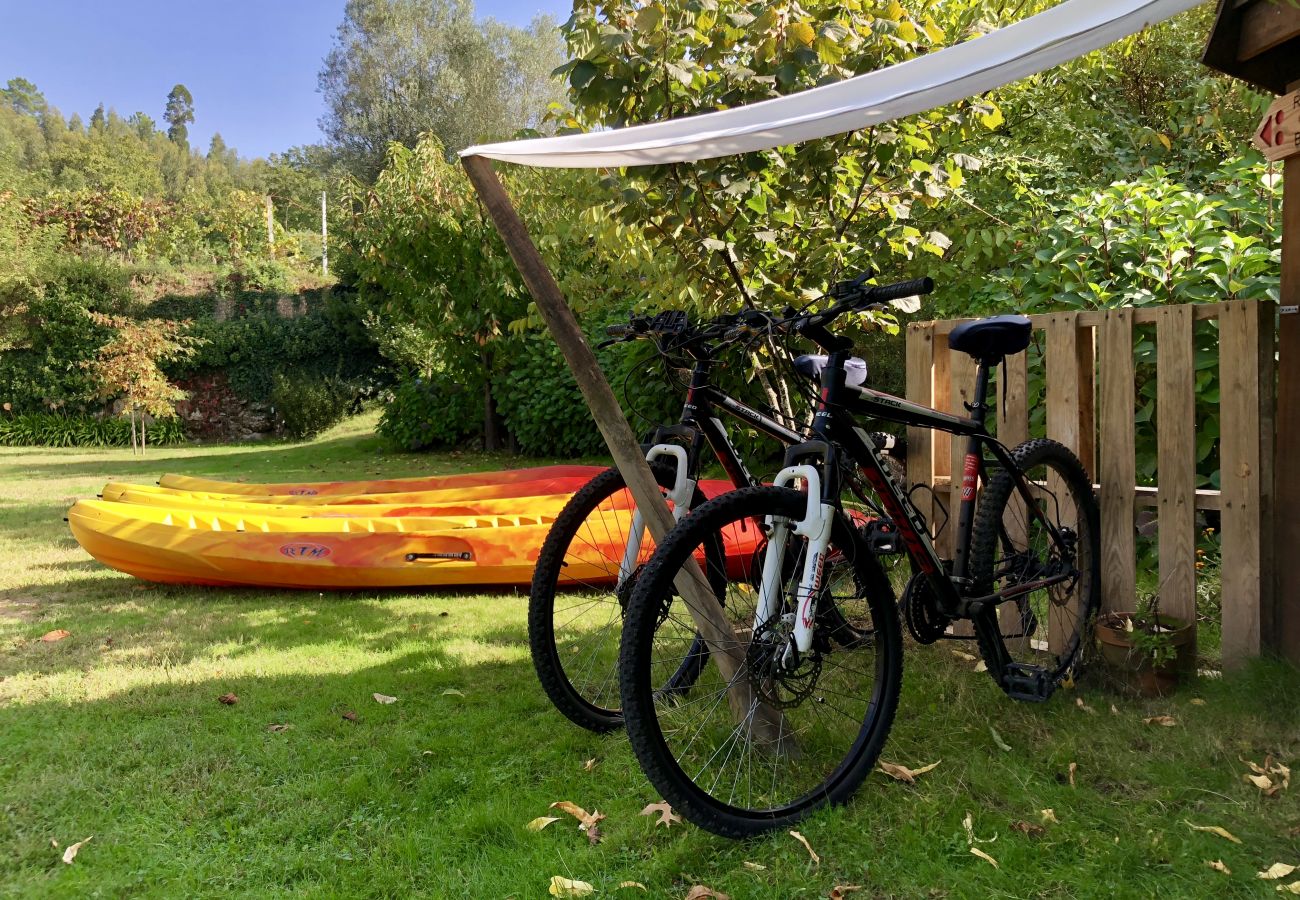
[0,412,186,447]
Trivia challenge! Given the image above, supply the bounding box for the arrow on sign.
[1254,90,1300,162]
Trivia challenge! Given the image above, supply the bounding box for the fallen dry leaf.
[373,693,398,704]
[1110,704,1120,716]
[974,660,987,673]
[969,846,999,868]
[742,861,766,871]
[1143,715,1177,727]
[1041,808,1059,825]
[1278,883,1300,895]
[962,811,996,845]
[440,688,464,697]
[684,887,730,900]
[989,726,1011,752]
[1247,773,1277,793]
[789,830,819,865]
[1260,863,1299,880]
[1184,821,1243,844]
[1068,762,1077,787]
[1075,697,1097,715]
[50,838,58,849]
[951,649,977,661]
[616,883,647,891]
[526,816,560,832]
[266,723,292,733]
[583,758,597,772]
[40,629,70,642]
[1207,859,1231,875]
[61,836,92,864]
[217,693,238,705]
[549,875,596,897]
[586,824,603,846]
[641,801,682,828]
[1012,820,1045,837]
[878,760,941,784]
[829,886,863,899]
[1191,698,1207,706]
[341,710,358,722]
[551,801,606,831]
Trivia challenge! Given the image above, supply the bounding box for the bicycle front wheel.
[619,486,903,837]
[528,464,714,733]
[970,438,1100,691]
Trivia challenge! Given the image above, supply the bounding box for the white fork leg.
[616,444,695,589]
[753,465,835,655]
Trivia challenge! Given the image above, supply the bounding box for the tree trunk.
[129,407,137,455]
[140,410,147,456]
[481,349,504,451]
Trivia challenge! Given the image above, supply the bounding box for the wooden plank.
[926,305,1218,337]
[1076,325,1097,480]
[1219,300,1264,666]
[1257,299,1277,647]
[461,155,786,738]
[932,334,952,479]
[997,344,1029,448]
[1276,120,1300,664]
[1136,486,1221,511]
[1099,309,1137,614]
[1237,0,1300,62]
[1156,305,1197,635]
[1046,313,1085,653]
[1047,315,1082,455]
[905,324,936,536]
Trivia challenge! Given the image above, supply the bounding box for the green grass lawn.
[2,412,1299,898]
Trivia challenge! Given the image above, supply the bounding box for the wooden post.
[321,191,329,277]
[1155,305,1196,637]
[461,155,787,741]
[1275,80,1300,663]
[265,195,275,255]
[1098,309,1136,614]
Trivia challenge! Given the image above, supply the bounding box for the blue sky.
[0,1,572,159]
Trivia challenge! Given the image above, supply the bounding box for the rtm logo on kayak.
[287,488,319,496]
[280,542,332,560]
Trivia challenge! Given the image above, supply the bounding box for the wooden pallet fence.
[904,301,1274,666]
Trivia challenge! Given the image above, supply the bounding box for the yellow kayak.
[157,464,604,497]
[101,473,602,507]
[69,499,558,589]
[68,487,761,590]
[105,487,582,520]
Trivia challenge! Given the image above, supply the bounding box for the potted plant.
[1095,593,1195,697]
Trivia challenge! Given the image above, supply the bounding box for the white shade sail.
[461,0,1203,169]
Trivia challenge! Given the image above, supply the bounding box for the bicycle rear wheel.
[970,438,1100,693]
[619,486,903,837]
[528,464,715,732]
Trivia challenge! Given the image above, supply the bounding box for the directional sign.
[1254,90,1300,162]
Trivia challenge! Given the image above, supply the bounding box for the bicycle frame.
[615,355,806,589]
[760,344,1074,667]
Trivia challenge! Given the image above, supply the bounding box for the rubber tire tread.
[969,438,1101,690]
[528,463,708,733]
[619,485,903,837]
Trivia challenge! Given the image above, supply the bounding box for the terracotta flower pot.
[1095,612,1195,697]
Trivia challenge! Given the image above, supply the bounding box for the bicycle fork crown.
[759,464,836,669]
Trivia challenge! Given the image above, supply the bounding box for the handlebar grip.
[605,324,631,337]
[868,277,935,303]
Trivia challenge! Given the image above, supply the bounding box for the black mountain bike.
[528,309,905,733]
[617,275,1100,836]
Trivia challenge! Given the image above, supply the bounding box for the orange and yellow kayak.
[68,481,757,590]
[156,464,605,497]
[101,474,602,507]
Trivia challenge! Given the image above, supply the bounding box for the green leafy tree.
[85,313,202,454]
[164,84,194,145]
[318,0,566,176]
[89,103,106,132]
[2,78,46,118]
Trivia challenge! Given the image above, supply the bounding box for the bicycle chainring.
[903,574,950,645]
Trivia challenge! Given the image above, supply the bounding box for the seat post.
[969,359,995,422]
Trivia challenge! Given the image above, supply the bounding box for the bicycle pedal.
[1001,663,1054,703]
